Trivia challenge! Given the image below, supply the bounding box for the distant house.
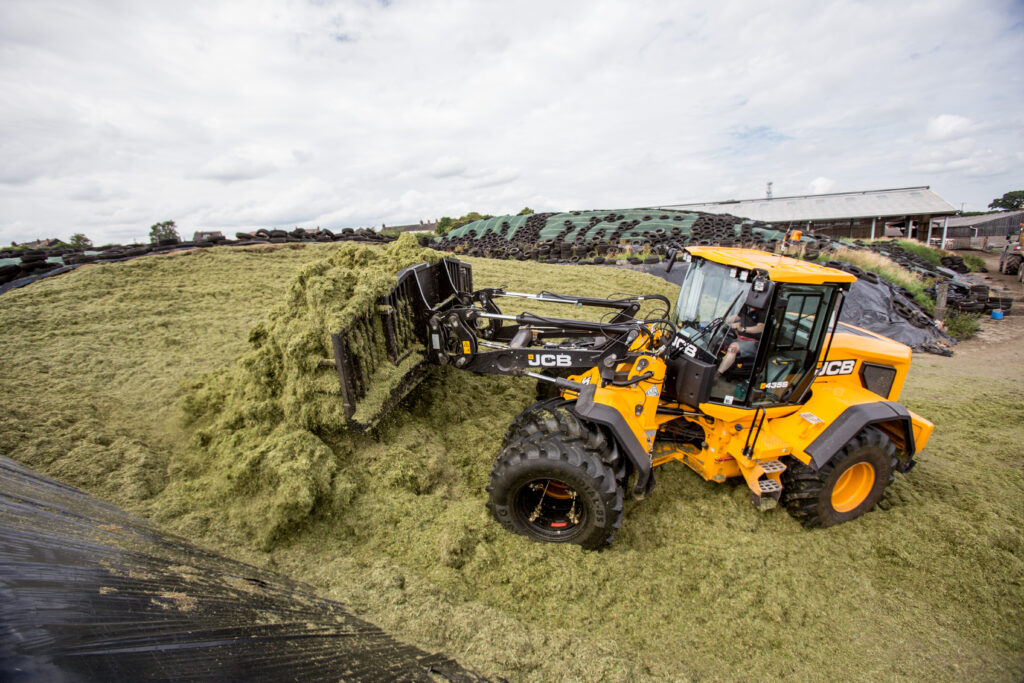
[385,220,438,233]
[192,231,224,242]
[15,238,62,248]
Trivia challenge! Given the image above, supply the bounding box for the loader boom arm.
[328,257,670,429]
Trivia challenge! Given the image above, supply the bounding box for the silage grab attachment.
[329,258,472,430]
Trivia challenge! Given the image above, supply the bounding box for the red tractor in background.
[998,224,1024,277]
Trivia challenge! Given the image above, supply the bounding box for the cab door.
[747,284,842,407]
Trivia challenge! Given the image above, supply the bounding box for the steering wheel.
[714,326,738,356]
[696,291,745,351]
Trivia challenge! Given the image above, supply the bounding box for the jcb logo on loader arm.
[528,353,572,367]
[817,359,856,376]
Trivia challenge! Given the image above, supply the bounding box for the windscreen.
[673,259,752,357]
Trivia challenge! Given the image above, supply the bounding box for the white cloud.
[809,177,836,195]
[428,156,467,179]
[924,114,978,142]
[0,0,1022,245]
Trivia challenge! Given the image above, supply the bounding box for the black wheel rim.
[514,477,587,539]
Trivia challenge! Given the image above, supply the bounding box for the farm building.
[928,209,1024,249]
[658,186,957,241]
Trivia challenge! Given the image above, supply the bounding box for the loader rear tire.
[487,434,623,549]
[1006,255,1022,276]
[780,427,896,528]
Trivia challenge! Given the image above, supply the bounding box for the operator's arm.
[731,311,764,336]
[744,320,764,334]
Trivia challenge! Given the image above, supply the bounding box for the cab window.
[750,284,836,406]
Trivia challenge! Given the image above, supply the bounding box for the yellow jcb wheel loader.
[329,246,934,548]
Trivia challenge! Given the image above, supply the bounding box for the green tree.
[450,212,492,231]
[68,233,93,248]
[988,191,1024,211]
[435,212,493,235]
[517,207,535,215]
[149,220,179,244]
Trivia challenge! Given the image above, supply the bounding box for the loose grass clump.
[895,239,945,266]
[175,234,448,548]
[960,252,986,272]
[895,239,985,272]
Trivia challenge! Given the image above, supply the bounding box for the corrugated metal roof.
[938,209,1024,227]
[657,187,957,222]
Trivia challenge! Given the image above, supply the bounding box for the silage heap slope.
[0,240,1021,681]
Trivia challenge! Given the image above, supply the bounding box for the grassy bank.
[822,247,935,313]
[893,239,985,272]
[1,244,1021,681]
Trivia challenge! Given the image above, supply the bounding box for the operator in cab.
[717,305,765,377]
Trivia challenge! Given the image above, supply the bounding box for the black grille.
[860,363,896,399]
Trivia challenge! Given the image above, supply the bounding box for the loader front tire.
[780,427,896,528]
[502,399,623,479]
[487,434,623,549]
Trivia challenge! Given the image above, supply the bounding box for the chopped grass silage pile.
[172,235,447,549]
[0,241,1022,681]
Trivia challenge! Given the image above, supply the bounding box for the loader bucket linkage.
[329,258,472,430]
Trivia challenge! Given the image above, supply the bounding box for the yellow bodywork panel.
[568,355,667,455]
[567,321,933,501]
[686,247,857,285]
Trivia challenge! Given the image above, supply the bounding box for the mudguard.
[573,383,656,498]
[771,383,934,474]
[805,401,916,472]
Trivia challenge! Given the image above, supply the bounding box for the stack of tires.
[434,209,798,266]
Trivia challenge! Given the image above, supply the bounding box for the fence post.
[935,282,949,322]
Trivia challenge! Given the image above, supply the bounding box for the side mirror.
[745,279,775,309]
[665,248,678,272]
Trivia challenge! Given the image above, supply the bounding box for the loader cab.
[667,250,848,409]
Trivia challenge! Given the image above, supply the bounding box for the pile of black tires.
[233,227,395,244]
[432,210,816,265]
[0,250,68,286]
[925,281,1013,315]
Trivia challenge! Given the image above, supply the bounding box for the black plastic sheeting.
[0,456,484,682]
[619,261,954,354]
[839,279,955,354]
[0,265,80,296]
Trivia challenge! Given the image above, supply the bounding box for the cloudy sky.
[1,0,1022,245]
